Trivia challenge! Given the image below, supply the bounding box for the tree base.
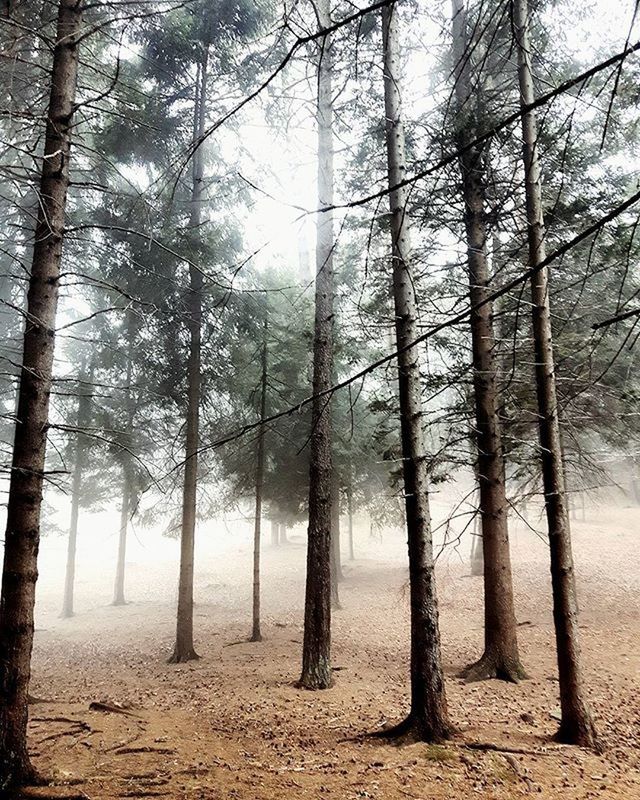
[167,647,200,664]
[460,651,528,683]
[249,632,263,643]
[297,666,333,690]
[371,713,452,744]
[59,610,74,619]
[112,599,127,607]
[0,757,46,793]
[555,714,601,752]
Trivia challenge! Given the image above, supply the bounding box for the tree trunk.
[113,324,135,607]
[279,523,288,545]
[451,0,525,683]
[170,50,208,664]
[513,0,598,749]
[113,481,130,606]
[0,0,82,787]
[330,475,342,609]
[470,522,484,577]
[379,3,451,742]
[346,482,355,561]
[331,473,344,581]
[299,0,334,691]
[271,518,279,546]
[60,369,92,619]
[251,313,268,642]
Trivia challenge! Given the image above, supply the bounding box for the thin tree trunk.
[271,518,279,546]
[113,481,130,606]
[60,369,92,619]
[251,313,268,642]
[331,473,344,581]
[513,0,598,749]
[299,0,334,691]
[330,475,342,609]
[451,0,525,682]
[279,523,288,545]
[379,3,451,742]
[0,0,82,787]
[346,481,355,561]
[170,50,208,664]
[113,323,135,606]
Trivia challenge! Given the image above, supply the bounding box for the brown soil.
[16,502,640,799]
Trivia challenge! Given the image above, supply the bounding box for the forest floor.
[14,501,640,799]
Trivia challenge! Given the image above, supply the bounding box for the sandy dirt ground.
[12,497,640,799]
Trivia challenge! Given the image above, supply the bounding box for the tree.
[251,309,268,642]
[450,0,525,683]
[513,0,598,749]
[60,367,93,618]
[0,0,83,787]
[299,0,335,691]
[378,1,451,742]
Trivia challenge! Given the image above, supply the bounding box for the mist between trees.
[1,0,639,795]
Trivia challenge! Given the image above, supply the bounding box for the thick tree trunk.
[299,0,334,691]
[170,51,208,664]
[60,370,92,619]
[513,0,598,749]
[379,3,451,742]
[251,314,268,642]
[451,0,525,682]
[0,0,82,788]
[271,518,279,546]
[279,523,288,544]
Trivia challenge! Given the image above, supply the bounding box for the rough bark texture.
[60,370,91,619]
[451,0,525,683]
[380,3,451,742]
[170,51,208,664]
[251,315,268,643]
[299,0,334,691]
[0,0,82,787]
[513,0,598,749]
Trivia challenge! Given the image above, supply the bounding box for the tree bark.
[60,368,92,619]
[451,0,525,682]
[513,0,598,749]
[271,517,279,546]
[250,313,268,642]
[379,2,451,742]
[0,0,82,788]
[279,523,288,545]
[299,0,334,691]
[169,50,208,664]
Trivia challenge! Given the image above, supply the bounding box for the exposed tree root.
[460,652,528,683]
[88,702,137,717]
[114,746,176,756]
